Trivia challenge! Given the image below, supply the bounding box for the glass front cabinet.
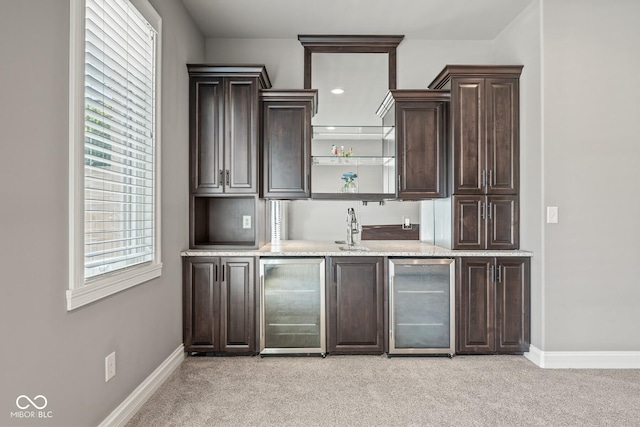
[388,258,455,356]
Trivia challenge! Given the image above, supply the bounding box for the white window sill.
[66,263,163,311]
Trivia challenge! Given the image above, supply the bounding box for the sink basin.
[338,245,369,252]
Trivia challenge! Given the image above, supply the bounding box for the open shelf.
[312,156,394,166]
[312,125,393,140]
[311,193,394,201]
[191,195,265,249]
[311,125,396,199]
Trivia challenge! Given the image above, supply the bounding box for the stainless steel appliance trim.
[388,258,455,355]
[259,257,326,356]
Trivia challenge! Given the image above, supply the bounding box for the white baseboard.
[525,345,640,369]
[99,344,185,427]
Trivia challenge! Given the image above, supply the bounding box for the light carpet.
[127,354,640,426]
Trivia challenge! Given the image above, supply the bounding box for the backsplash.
[286,199,420,241]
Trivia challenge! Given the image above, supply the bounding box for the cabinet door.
[397,101,447,199]
[190,77,224,193]
[183,257,220,352]
[495,257,530,353]
[452,78,485,194]
[220,257,255,353]
[487,195,519,250]
[457,258,494,353]
[486,78,519,195]
[453,195,484,250]
[262,100,311,198]
[225,78,259,193]
[328,257,384,354]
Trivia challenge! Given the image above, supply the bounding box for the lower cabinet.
[327,257,385,354]
[456,257,530,354]
[183,256,255,354]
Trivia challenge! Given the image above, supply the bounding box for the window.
[68,0,162,310]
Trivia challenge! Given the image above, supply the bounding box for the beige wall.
[0,1,203,425]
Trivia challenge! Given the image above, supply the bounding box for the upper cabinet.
[429,65,522,195]
[260,90,318,199]
[377,90,450,199]
[188,65,272,194]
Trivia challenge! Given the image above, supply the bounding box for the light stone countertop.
[181,240,532,257]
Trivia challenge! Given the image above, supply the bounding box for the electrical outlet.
[402,215,412,230]
[242,215,251,229]
[547,206,559,224]
[105,352,116,382]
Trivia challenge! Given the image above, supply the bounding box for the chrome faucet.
[346,208,360,247]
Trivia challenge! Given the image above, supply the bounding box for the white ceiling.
[180,0,534,40]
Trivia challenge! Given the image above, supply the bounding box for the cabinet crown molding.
[187,64,272,89]
[376,89,450,117]
[260,89,318,115]
[428,64,523,89]
[298,35,404,51]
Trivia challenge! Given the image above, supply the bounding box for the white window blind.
[84,0,157,280]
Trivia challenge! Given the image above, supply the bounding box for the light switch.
[547,206,558,224]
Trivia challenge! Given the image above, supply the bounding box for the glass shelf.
[312,156,395,166]
[311,125,396,198]
[312,125,393,140]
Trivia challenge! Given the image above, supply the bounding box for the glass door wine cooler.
[388,258,455,356]
[259,258,326,356]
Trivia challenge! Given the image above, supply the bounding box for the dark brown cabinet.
[456,257,530,354]
[260,90,317,199]
[188,65,270,249]
[183,256,255,354]
[429,66,522,195]
[429,65,522,249]
[378,90,450,199]
[188,65,271,194]
[453,195,519,250]
[327,257,385,354]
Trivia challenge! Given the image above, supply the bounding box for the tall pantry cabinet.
[188,65,271,249]
[429,65,522,250]
[184,65,271,354]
